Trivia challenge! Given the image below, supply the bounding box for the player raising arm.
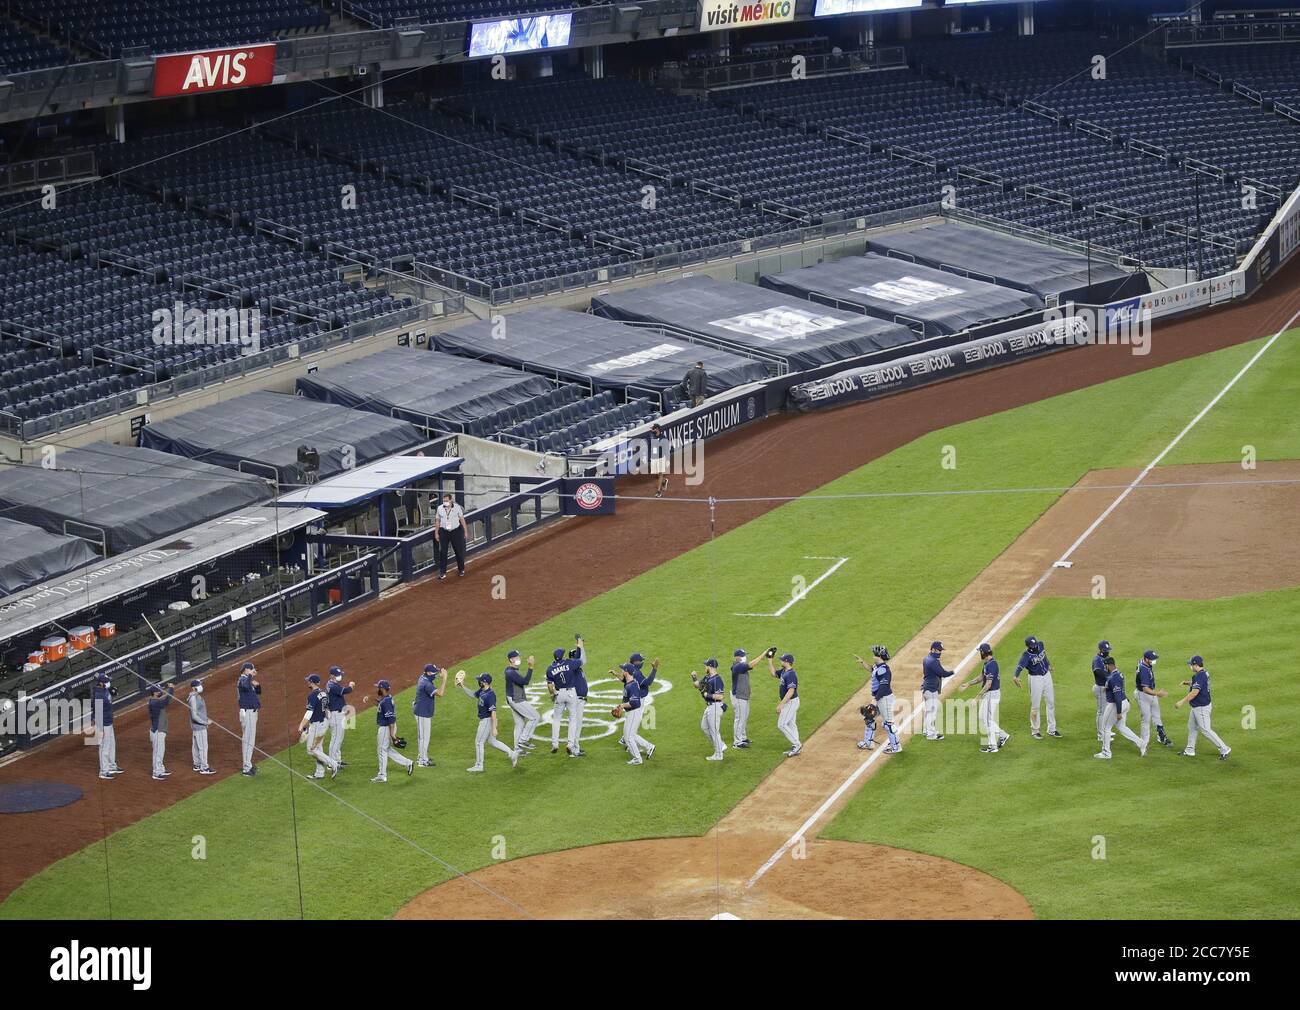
[458,671,519,772]
[960,643,1010,753]
[1175,656,1231,761]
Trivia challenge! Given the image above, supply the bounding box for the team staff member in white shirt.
[434,490,469,580]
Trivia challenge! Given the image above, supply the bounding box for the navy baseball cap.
[1025,636,1040,650]
[1143,650,1159,661]
[630,652,645,663]
[978,643,992,656]
[734,648,746,657]
[305,674,321,684]
[148,683,164,695]
[930,641,944,652]
[477,673,492,685]
[329,666,343,677]
[96,672,111,684]
[620,663,634,674]
[423,663,438,673]
[190,678,202,687]
[376,679,391,690]
[507,649,520,659]
[1098,640,1111,653]
[704,658,718,668]
[1188,655,1204,667]
[781,653,795,663]
[241,662,255,671]
[554,648,566,660]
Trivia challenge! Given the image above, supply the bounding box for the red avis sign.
[152,43,276,98]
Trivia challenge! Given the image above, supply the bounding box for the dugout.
[760,253,1046,337]
[588,275,919,372]
[138,390,425,484]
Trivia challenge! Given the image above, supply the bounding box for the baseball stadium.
[0,0,1296,952]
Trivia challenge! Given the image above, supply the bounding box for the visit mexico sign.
[698,0,796,31]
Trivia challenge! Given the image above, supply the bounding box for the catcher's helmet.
[871,644,890,661]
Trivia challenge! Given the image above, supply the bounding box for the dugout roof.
[0,517,100,598]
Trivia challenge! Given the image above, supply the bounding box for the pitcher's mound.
[396,834,1031,920]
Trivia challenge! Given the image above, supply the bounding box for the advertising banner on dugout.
[697,0,795,32]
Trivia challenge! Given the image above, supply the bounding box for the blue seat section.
[908,31,1300,195]
[282,102,775,260]
[475,386,660,455]
[96,122,634,294]
[444,75,940,224]
[1180,43,1300,111]
[0,18,79,72]
[723,64,1270,277]
[12,1,329,58]
[345,2,573,29]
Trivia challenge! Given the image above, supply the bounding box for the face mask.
[194,686,203,694]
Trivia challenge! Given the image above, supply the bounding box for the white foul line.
[746,317,1299,890]
[734,556,850,618]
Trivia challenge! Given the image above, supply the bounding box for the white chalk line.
[746,318,1298,890]
[734,556,850,618]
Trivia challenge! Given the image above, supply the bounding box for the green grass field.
[4,331,1297,919]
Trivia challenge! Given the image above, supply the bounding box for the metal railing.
[661,46,907,92]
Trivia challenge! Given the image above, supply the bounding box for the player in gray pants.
[188,678,214,774]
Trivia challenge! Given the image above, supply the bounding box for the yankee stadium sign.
[698,0,795,31]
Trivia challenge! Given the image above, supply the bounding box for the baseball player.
[1014,636,1061,739]
[372,679,414,782]
[458,672,519,771]
[147,683,174,780]
[959,643,1010,753]
[326,666,354,767]
[1097,656,1145,759]
[504,650,540,753]
[612,665,654,764]
[544,647,576,755]
[618,653,657,749]
[412,663,446,767]
[188,678,214,775]
[566,637,588,758]
[920,640,952,741]
[297,674,341,779]
[91,673,121,779]
[649,422,670,498]
[1135,649,1173,750]
[855,645,898,753]
[1175,655,1231,761]
[237,662,261,776]
[691,660,728,761]
[1092,640,1113,742]
[766,651,801,757]
[729,647,772,748]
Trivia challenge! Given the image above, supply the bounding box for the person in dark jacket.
[683,361,708,407]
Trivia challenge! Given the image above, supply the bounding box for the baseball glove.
[860,704,879,720]
[611,704,625,719]
[393,736,407,750]
[765,646,778,659]
[454,670,466,687]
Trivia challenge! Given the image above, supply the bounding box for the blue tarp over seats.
[0,517,100,596]
[864,222,1145,305]
[430,307,768,395]
[589,275,919,370]
[760,253,1045,337]
[139,391,425,484]
[295,347,554,428]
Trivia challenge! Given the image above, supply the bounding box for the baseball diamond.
[0,3,1296,975]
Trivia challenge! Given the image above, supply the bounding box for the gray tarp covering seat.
[295,347,554,426]
[760,253,1045,336]
[139,391,424,483]
[0,444,272,554]
[430,307,768,395]
[589,275,919,370]
[0,517,100,597]
[865,222,1144,304]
